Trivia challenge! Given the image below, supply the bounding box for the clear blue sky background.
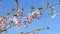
[0,0,60,34]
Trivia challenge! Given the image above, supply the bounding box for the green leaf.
[14,0,18,2]
[52,9,56,12]
[46,26,50,29]
[20,32,23,34]
[36,28,41,31]
[58,0,60,4]
[46,3,50,8]
[31,6,34,9]
[40,27,44,30]
[7,13,11,15]
[32,14,37,18]
[2,16,6,20]
[31,6,34,11]
[38,7,42,11]
[13,14,17,17]
[21,8,24,11]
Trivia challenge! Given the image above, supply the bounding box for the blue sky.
[0,0,60,34]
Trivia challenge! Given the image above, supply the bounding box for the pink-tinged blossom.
[31,10,40,15]
[17,9,22,18]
